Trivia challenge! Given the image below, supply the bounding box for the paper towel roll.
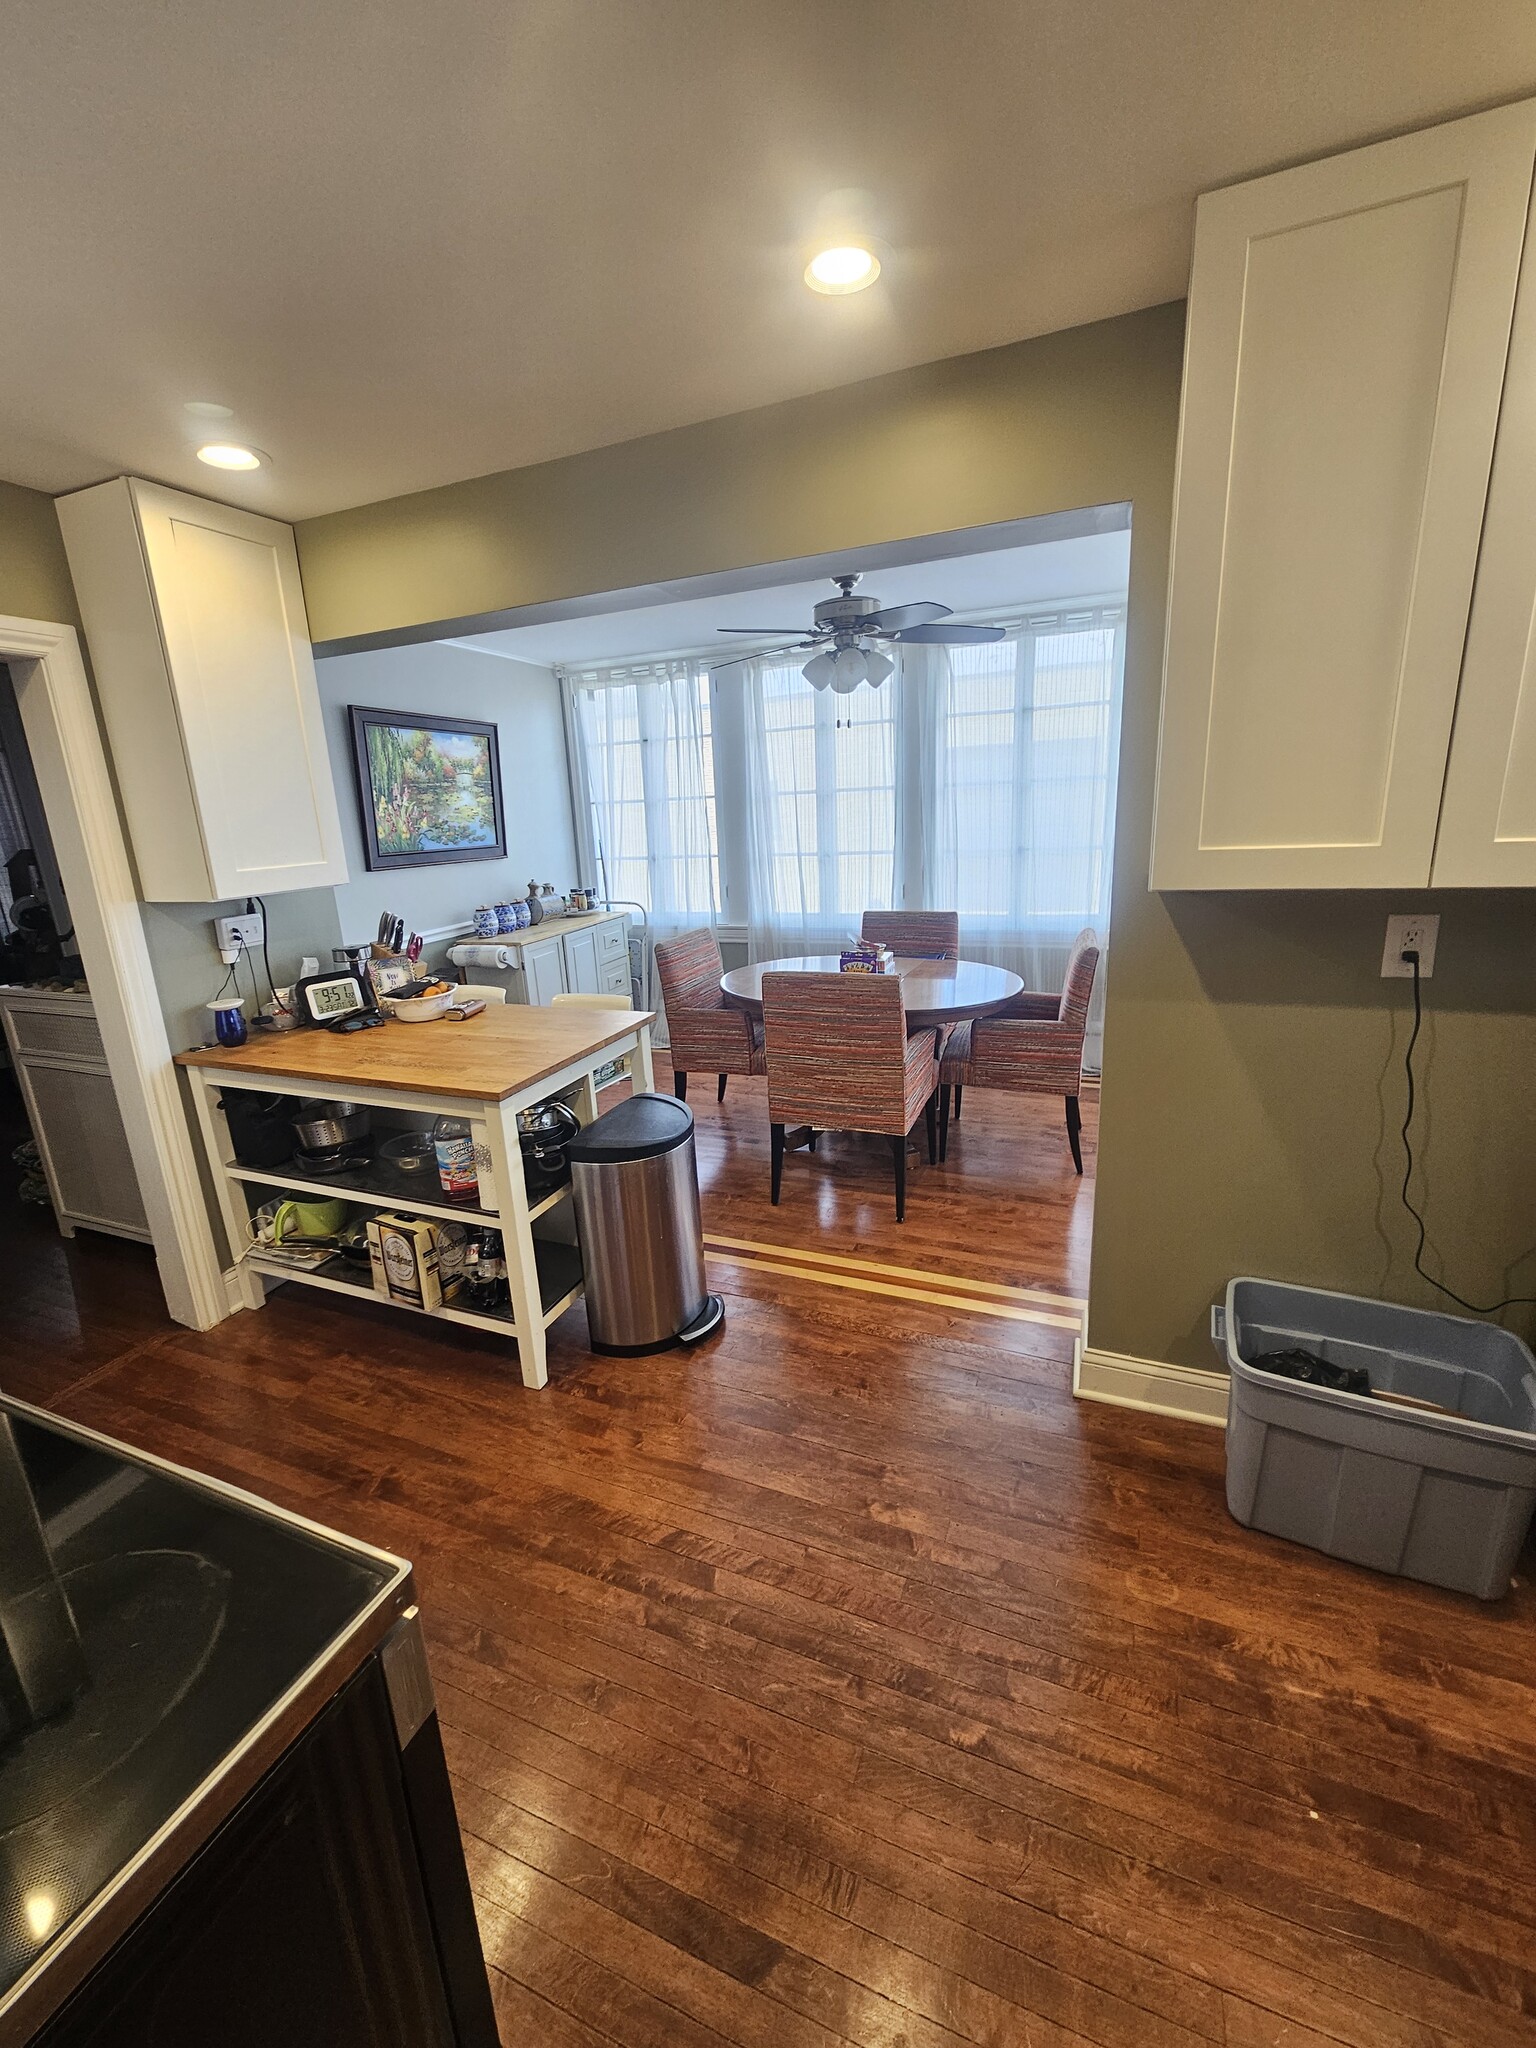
[447,942,515,969]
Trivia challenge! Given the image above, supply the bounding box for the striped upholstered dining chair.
[859,909,960,960]
[939,928,1101,1172]
[760,971,940,1222]
[653,928,766,1103]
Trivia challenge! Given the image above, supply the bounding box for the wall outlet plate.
[215,911,265,953]
[1382,913,1439,978]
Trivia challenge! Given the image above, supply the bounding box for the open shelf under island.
[175,1003,655,1388]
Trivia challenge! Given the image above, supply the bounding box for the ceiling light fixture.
[196,443,264,471]
[804,244,880,295]
[183,399,234,420]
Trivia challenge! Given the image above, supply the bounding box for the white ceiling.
[5,3,1536,520]
[450,528,1130,669]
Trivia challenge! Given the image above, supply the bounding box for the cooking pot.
[291,1099,372,1152]
[517,1097,581,1196]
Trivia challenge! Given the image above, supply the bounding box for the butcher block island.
[176,1004,655,1389]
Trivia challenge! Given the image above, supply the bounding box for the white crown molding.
[1073,1342,1229,1428]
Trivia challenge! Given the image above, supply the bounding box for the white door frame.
[3,612,229,1329]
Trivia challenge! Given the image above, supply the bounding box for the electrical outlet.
[1381,913,1439,978]
[215,911,265,953]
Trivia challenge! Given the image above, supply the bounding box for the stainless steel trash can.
[567,1093,724,1355]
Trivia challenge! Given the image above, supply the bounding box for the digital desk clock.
[291,971,386,1032]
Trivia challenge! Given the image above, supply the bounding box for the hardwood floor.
[6,1071,1536,2048]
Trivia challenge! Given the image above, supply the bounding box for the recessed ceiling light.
[183,399,234,419]
[804,244,880,295]
[196,443,264,471]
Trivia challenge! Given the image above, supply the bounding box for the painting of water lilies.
[349,706,507,869]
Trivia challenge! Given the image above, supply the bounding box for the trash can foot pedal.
[679,1294,725,1344]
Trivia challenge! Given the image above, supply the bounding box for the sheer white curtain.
[918,606,1123,1060]
[567,661,719,939]
[741,653,897,960]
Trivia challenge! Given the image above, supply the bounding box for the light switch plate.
[214,911,265,953]
[1382,913,1438,978]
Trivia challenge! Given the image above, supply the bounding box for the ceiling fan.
[711,573,1006,691]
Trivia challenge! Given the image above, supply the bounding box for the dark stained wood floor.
[5,1071,1536,2048]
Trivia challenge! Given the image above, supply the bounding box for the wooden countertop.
[175,1004,652,1102]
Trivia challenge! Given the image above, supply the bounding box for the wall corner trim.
[1073,1345,1229,1428]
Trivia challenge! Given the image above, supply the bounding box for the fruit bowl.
[382,982,455,1023]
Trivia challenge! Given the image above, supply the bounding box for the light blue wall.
[316,640,579,962]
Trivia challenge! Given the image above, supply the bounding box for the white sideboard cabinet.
[57,478,349,901]
[454,912,633,1006]
[1151,98,1536,890]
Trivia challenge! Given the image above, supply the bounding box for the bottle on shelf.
[432,1115,480,1203]
[463,1228,509,1311]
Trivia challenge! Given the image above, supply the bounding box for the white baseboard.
[224,1265,268,1312]
[1073,1343,1228,1428]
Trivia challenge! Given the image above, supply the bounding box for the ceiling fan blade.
[892,622,1007,644]
[708,641,814,670]
[716,626,813,634]
[864,600,951,632]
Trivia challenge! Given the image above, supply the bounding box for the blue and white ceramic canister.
[494,902,518,934]
[472,905,498,938]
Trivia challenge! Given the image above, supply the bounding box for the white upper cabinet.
[58,479,349,901]
[1151,100,1536,889]
[1432,203,1536,885]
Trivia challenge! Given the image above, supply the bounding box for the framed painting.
[348,706,507,871]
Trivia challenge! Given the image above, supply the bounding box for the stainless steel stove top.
[0,1397,411,2035]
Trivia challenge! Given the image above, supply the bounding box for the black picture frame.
[348,706,508,872]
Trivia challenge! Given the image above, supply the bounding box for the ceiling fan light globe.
[802,649,838,690]
[831,646,868,693]
[862,650,894,687]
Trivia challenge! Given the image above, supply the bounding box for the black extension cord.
[1399,949,1536,1316]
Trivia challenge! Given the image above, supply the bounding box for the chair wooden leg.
[890,1135,907,1222]
[1065,1093,1083,1175]
[953,1084,962,1122]
[770,1122,785,1204]
[717,1073,727,1102]
[807,1129,818,1153]
[924,1092,938,1166]
[674,1069,688,1102]
[939,1085,951,1162]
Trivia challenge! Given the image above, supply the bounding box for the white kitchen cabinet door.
[1433,203,1536,885]
[523,936,568,1006]
[563,925,602,995]
[1151,99,1536,889]
[57,478,349,901]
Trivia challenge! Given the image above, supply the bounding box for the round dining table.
[719,955,1025,1030]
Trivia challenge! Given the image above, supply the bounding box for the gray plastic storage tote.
[1215,1278,1536,1600]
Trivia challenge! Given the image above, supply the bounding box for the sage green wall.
[0,478,79,626]
[295,305,1536,1363]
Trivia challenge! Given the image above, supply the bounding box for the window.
[746,657,896,944]
[565,601,1124,974]
[570,663,719,927]
[934,616,1121,931]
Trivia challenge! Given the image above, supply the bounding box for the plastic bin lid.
[566,1091,695,1164]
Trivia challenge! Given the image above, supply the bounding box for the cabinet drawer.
[3,1003,106,1064]
[598,922,628,959]
[600,962,631,996]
